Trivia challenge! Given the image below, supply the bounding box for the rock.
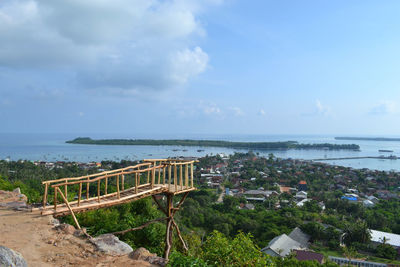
[12,188,21,194]
[73,228,87,237]
[130,247,166,266]
[0,245,28,267]
[91,234,133,256]
[56,223,76,235]
[47,216,60,226]
[130,247,155,260]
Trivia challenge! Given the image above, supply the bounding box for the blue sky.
[1,0,400,136]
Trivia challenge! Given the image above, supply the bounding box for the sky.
[1,0,400,136]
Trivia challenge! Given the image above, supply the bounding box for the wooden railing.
[41,159,196,212]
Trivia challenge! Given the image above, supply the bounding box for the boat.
[379,149,394,153]
[197,149,205,152]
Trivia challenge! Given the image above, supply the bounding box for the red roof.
[299,180,307,184]
[294,250,323,264]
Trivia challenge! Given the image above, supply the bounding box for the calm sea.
[1,133,400,171]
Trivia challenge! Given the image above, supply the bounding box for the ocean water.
[1,133,400,171]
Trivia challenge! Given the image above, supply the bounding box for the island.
[335,137,400,141]
[66,137,360,150]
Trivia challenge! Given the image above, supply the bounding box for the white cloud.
[203,104,221,115]
[315,99,332,116]
[369,101,397,115]
[258,109,266,116]
[229,107,244,116]
[0,0,219,94]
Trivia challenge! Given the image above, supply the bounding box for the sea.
[1,133,400,172]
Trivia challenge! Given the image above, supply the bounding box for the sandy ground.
[0,207,154,267]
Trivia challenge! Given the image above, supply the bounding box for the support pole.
[56,187,81,229]
[43,183,48,208]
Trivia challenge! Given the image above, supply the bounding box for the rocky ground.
[0,189,165,267]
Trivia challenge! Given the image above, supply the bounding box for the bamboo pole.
[121,174,125,191]
[97,180,100,203]
[117,174,120,199]
[56,187,81,229]
[158,167,161,184]
[43,183,48,208]
[172,219,188,251]
[147,169,150,184]
[78,182,82,207]
[112,217,168,235]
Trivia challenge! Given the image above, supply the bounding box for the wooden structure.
[38,159,197,259]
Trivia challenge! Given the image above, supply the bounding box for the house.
[367,195,379,204]
[243,190,278,202]
[370,230,400,250]
[296,198,311,207]
[363,199,375,207]
[261,228,309,257]
[261,234,302,257]
[293,250,324,264]
[239,203,255,210]
[295,191,307,200]
[341,193,358,203]
[328,256,387,267]
[288,227,310,247]
[298,180,307,191]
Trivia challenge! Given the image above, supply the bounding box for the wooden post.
[56,187,81,229]
[163,167,166,185]
[54,186,57,210]
[168,165,172,191]
[174,165,177,192]
[121,174,125,191]
[147,169,150,184]
[185,164,189,188]
[105,176,108,195]
[151,168,155,189]
[97,180,100,203]
[158,167,161,184]
[179,165,183,191]
[78,182,82,207]
[43,183,48,208]
[86,180,89,200]
[191,163,194,187]
[117,174,120,199]
[64,179,68,200]
[164,194,173,259]
[135,173,138,194]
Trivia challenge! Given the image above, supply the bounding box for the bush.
[376,244,397,260]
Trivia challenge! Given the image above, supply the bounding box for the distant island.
[67,137,360,150]
[335,137,400,141]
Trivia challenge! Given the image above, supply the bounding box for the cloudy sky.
[1,0,400,136]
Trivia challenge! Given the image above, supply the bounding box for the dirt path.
[0,207,153,267]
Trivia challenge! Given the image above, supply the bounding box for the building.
[370,230,400,250]
[328,256,387,267]
[295,191,308,200]
[293,250,324,264]
[261,228,310,257]
[298,180,307,191]
[261,234,302,257]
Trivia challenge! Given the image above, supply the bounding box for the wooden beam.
[56,187,81,229]
[112,217,168,235]
[152,195,167,215]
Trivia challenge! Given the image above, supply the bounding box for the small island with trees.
[66,137,360,150]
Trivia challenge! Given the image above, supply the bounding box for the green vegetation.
[67,137,360,150]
